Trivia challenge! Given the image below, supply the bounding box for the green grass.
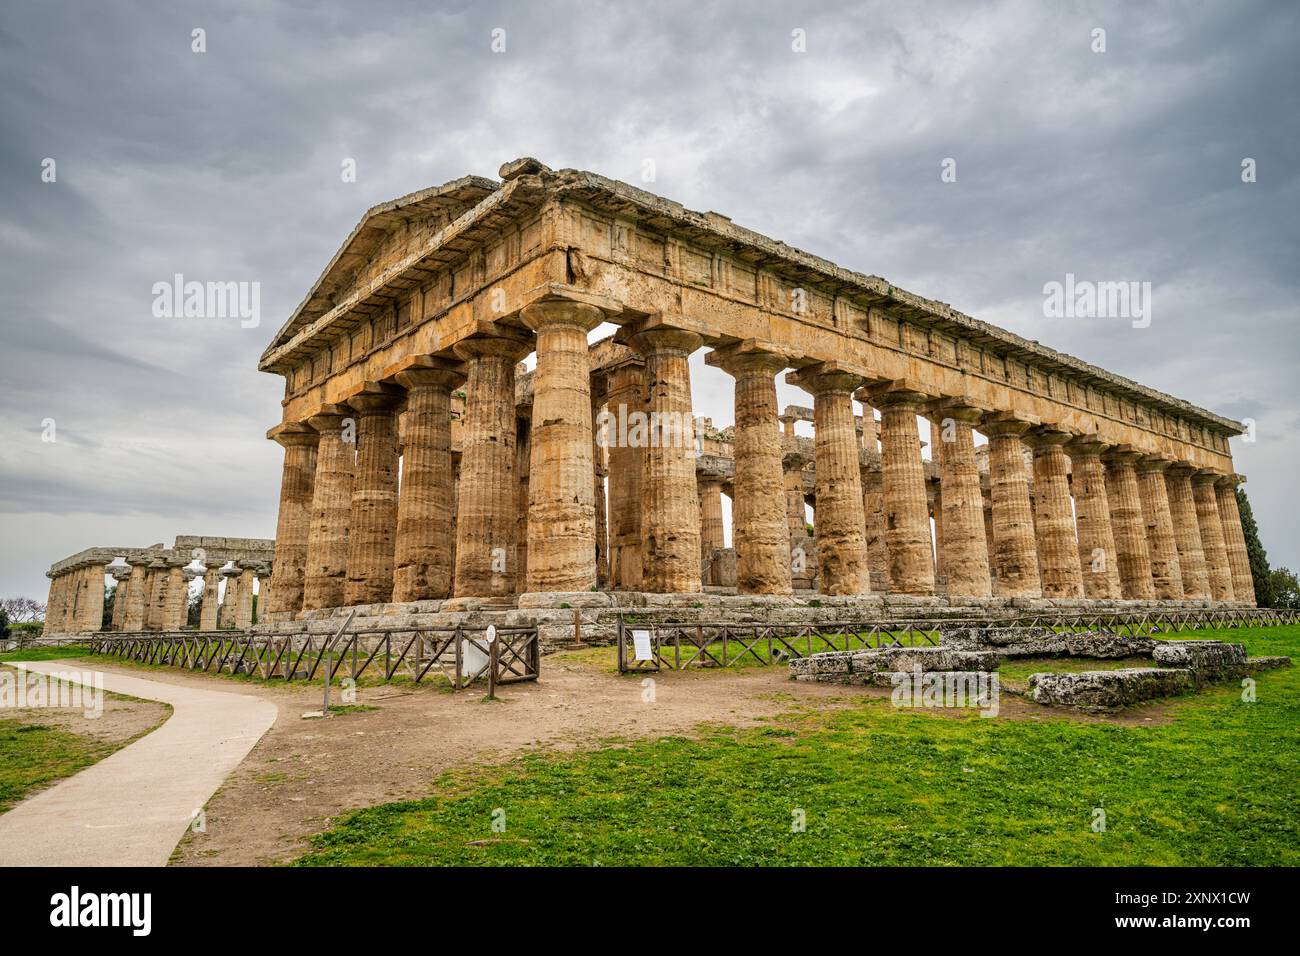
[297,625,1300,867]
[0,644,93,662]
[0,721,124,812]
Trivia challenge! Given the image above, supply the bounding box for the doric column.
[265,423,318,617]
[235,567,256,627]
[44,575,62,631]
[1193,471,1235,601]
[521,299,602,594]
[392,363,464,602]
[782,449,809,535]
[452,335,531,598]
[1165,463,1210,599]
[859,461,890,592]
[218,567,239,628]
[514,414,529,587]
[1065,437,1122,600]
[983,416,1041,597]
[1102,448,1156,600]
[342,387,402,605]
[788,363,870,595]
[592,374,610,589]
[707,344,792,595]
[1136,457,1184,600]
[698,472,726,557]
[122,563,147,631]
[929,403,991,597]
[302,406,355,610]
[1215,475,1255,605]
[628,326,704,593]
[861,383,935,595]
[604,358,645,590]
[199,567,221,630]
[1027,427,1083,598]
[109,569,129,630]
[163,561,187,629]
[145,560,169,630]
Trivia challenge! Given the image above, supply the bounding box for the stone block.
[1064,631,1158,658]
[1029,668,1193,711]
[1152,640,1247,683]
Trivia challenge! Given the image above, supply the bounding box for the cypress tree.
[1236,487,1272,606]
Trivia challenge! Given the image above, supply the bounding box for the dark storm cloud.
[1,0,1297,600]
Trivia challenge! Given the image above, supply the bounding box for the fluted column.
[783,450,809,535]
[859,462,890,592]
[199,568,221,630]
[629,327,704,593]
[44,575,62,631]
[1103,448,1156,600]
[514,415,529,586]
[1027,428,1083,598]
[265,424,318,618]
[521,299,602,594]
[870,385,935,595]
[788,364,870,595]
[453,335,531,598]
[122,564,147,631]
[1193,471,1235,602]
[218,569,239,628]
[1136,458,1184,600]
[930,404,991,597]
[592,375,610,589]
[235,568,256,627]
[1165,463,1210,599]
[108,571,128,630]
[343,388,402,606]
[392,364,464,602]
[302,407,356,610]
[145,560,169,631]
[984,417,1041,597]
[698,473,726,557]
[1215,475,1255,605]
[604,358,645,590]
[707,346,792,594]
[1065,437,1122,600]
[163,562,188,630]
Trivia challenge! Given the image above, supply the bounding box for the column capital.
[865,378,932,408]
[1025,423,1075,448]
[306,403,354,434]
[1136,455,1173,474]
[346,382,404,414]
[452,329,534,363]
[521,298,605,333]
[1101,444,1145,466]
[268,421,319,447]
[1215,472,1245,489]
[1192,468,1226,487]
[1063,434,1110,457]
[388,355,466,392]
[705,340,793,377]
[785,361,868,396]
[1165,460,1199,478]
[626,326,703,357]
[926,395,990,425]
[782,448,809,472]
[983,410,1041,438]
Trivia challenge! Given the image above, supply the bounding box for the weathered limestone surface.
[872,386,934,595]
[1192,472,1235,602]
[453,335,530,598]
[123,564,148,631]
[522,300,601,594]
[1152,639,1247,683]
[605,359,646,590]
[393,365,463,601]
[790,646,1001,677]
[1137,457,1184,600]
[265,426,317,617]
[932,405,991,597]
[1028,428,1083,598]
[1029,668,1193,711]
[1214,476,1255,605]
[1103,449,1156,600]
[343,389,401,606]
[790,364,869,595]
[1166,464,1211,599]
[303,408,356,610]
[985,418,1041,597]
[698,474,726,558]
[630,327,703,593]
[708,346,792,595]
[199,567,221,631]
[1066,437,1122,600]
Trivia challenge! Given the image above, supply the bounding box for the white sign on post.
[631,629,653,662]
[486,624,497,644]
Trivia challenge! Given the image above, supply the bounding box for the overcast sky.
[1,0,1296,601]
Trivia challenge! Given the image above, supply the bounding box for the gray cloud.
[1,0,1297,600]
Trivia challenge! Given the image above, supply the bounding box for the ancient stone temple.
[247,157,1253,624]
[43,536,274,634]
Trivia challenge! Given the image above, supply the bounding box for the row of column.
[265,312,1254,615]
[45,560,266,633]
